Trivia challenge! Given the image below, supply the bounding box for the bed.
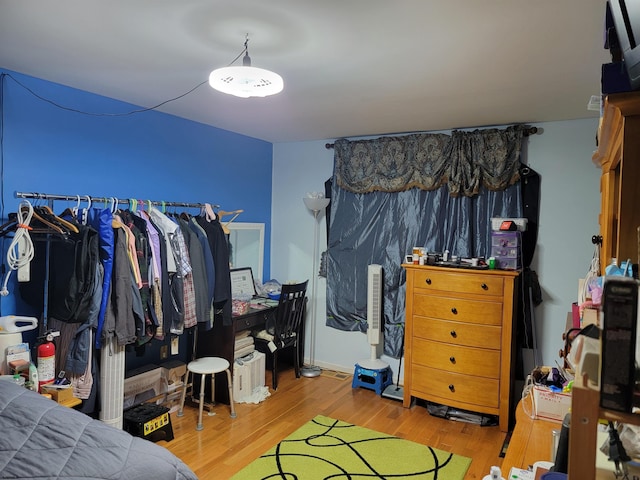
[0,380,197,480]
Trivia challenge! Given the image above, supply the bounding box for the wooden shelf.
[592,92,640,273]
[568,376,640,478]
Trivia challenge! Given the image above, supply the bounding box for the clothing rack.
[12,191,224,331]
[15,191,219,210]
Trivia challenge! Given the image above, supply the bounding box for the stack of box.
[491,231,521,270]
[160,360,187,413]
[490,217,526,270]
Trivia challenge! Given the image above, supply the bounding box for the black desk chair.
[254,280,308,390]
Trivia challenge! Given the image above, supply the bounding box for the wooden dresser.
[402,264,519,432]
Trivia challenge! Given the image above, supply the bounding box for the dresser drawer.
[413,316,502,349]
[412,338,500,378]
[234,310,271,331]
[411,364,499,408]
[413,269,504,296]
[413,293,503,326]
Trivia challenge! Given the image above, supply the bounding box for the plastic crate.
[491,231,520,248]
[495,256,519,270]
[491,246,519,258]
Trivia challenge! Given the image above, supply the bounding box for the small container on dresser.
[491,231,522,270]
[402,264,520,432]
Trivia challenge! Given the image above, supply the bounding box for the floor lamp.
[301,196,330,378]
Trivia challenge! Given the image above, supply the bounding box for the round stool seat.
[188,357,230,375]
[178,356,237,430]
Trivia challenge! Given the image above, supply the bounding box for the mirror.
[227,222,265,281]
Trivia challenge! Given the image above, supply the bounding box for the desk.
[502,397,558,473]
[196,304,276,404]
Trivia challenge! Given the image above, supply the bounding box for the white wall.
[272,118,602,380]
[271,140,374,374]
[526,118,601,365]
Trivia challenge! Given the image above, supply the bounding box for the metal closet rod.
[14,191,219,209]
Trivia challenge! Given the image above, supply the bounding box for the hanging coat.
[89,208,114,349]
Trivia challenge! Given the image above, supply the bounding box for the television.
[608,0,640,90]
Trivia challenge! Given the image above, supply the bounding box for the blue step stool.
[352,363,393,395]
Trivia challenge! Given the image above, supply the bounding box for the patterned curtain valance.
[334,125,528,197]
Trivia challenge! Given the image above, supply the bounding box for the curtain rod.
[324,126,539,149]
[14,191,219,209]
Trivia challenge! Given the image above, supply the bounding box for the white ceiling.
[0,0,611,143]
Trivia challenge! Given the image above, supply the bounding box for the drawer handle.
[481,283,488,290]
[451,307,458,315]
[425,278,432,285]
[450,330,457,338]
[449,356,456,364]
[448,384,455,392]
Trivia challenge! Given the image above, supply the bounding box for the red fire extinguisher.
[37,330,59,392]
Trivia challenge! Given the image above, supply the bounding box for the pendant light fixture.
[209,35,283,98]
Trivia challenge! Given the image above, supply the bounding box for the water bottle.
[605,258,622,276]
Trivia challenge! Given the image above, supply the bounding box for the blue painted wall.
[0,69,273,367]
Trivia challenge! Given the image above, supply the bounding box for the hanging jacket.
[196,215,232,327]
[89,207,114,349]
[18,223,100,324]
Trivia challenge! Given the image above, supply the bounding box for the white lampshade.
[303,197,330,213]
[209,65,283,98]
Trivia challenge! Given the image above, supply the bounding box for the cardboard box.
[160,360,186,387]
[533,385,572,423]
[41,384,75,403]
[124,364,163,409]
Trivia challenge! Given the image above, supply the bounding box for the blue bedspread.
[0,380,197,480]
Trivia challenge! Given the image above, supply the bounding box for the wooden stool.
[178,357,236,431]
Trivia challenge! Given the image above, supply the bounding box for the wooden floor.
[162,368,509,479]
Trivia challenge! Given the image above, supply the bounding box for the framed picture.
[230,267,257,298]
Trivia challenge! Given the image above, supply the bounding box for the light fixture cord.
[227,34,251,67]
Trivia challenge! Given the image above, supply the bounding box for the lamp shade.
[209,65,283,98]
[303,197,330,213]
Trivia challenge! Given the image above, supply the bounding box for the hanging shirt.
[148,206,178,273]
[180,218,210,324]
[190,217,216,310]
[136,210,162,287]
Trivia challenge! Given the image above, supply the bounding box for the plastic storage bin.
[495,256,519,270]
[491,246,519,258]
[490,232,521,269]
[491,231,520,248]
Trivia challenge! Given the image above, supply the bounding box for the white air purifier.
[358,264,388,371]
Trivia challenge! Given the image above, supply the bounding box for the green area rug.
[231,415,472,479]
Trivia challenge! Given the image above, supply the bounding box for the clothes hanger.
[45,205,80,234]
[58,196,83,231]
[202,203,217,222]
[217,209,244,234]
[27,206,66,235]
[34,205,74,234]
[80,196,91,225]
[0,216,18,238]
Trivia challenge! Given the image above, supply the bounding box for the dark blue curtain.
[326,127,527,357]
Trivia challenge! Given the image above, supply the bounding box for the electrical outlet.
[160,345,168,359]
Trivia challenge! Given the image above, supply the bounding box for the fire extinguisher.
[37,330,59,392]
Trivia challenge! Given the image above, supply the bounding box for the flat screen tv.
[608,0,640,90]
